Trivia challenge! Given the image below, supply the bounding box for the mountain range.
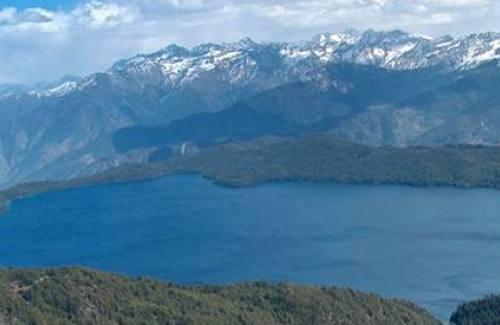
[1,29,500,187]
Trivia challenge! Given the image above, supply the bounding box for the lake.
[2,175,500,320]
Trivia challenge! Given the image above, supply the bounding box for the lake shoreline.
[3,135,500,217]
[1,167,499,218]
[3,173,500,320]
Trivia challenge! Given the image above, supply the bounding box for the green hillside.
[179,135,500,188]
[0,267,440,325]
[450,294,500,325]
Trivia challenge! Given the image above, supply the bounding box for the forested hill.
[178,135,500,188]
[450,294,500,324]
[0,267,440,325]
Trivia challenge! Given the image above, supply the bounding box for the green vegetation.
[181,136,500,188]
[0,267,440,325]
[450,295,500,325]
[3,135,500,216]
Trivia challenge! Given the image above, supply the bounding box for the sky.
[0,0,498,84]
[0,0,79,9]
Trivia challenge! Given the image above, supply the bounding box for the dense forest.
[450,295,500,325]
[180,135,500,188]
[0,267,440,325]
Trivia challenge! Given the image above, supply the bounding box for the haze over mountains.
[1,29,500,187]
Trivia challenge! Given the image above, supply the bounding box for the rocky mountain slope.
[1,29,500,187]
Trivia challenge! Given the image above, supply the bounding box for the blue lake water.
[2,175,500,319]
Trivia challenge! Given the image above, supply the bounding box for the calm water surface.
[2,175,500,319]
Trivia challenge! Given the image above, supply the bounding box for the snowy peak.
[0,75,81,99]
[31,81,78,98]
[109,38,260,87]
[303,29,428,66]
[315,29,361,46]
[454,32,500,67]
[75,30,500,96]
[7,29,500,100]
[107,29,500,91]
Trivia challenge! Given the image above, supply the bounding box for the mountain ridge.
[4,29,500,101]
[1,29,500,187]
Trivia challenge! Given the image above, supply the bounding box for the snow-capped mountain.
[1,29,500,188]
[106,29,500,89]
[0,84,29,99]
[0,76,81,99]
[287,29,500,70]
[6,29,500,101]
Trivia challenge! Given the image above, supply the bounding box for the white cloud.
[72,1,141,28]
[0,7,17,25]
[0,7,56,27]
[0,0,498,83]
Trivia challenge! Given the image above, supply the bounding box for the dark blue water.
[2,175,500,319]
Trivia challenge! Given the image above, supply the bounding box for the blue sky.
[0,0,499,84]
[0,0,79,9]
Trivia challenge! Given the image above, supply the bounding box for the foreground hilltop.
[0,267,439,325]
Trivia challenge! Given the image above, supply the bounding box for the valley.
[2,25,500,325]
[1,30,500,188]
